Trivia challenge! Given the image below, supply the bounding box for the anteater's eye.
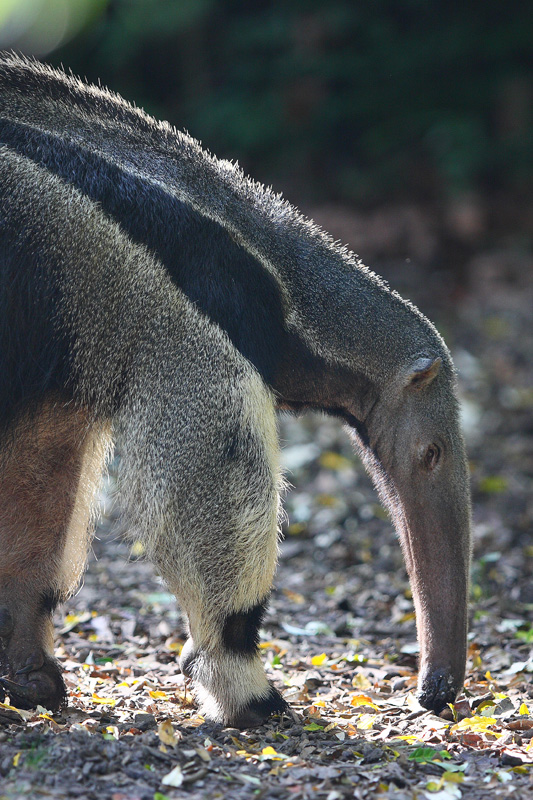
[425,444,441,470]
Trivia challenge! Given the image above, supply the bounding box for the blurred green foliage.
[17,0,533,204]
[0,0,106,56]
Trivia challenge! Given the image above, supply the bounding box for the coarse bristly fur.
[0,52,472,724]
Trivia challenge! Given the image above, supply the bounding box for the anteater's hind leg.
[0,400,111,710]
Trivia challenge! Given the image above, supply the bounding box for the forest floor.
[0,206,532,799]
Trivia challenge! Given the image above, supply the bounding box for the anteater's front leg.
[0,401,110,710]
[120,360,287,727]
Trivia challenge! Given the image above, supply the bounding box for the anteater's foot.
[0,603,66,711]
[0,651,66,711]
[229,686,288,729]
[417,669,459,715]
[181,640,288,728]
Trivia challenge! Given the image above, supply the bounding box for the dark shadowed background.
[2,0,532,241]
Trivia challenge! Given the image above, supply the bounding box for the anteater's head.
[350,353,472,714]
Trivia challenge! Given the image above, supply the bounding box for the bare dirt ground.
[1,209,532,799]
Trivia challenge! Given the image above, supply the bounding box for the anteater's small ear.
[405,356,442,390]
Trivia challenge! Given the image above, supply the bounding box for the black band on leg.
[221,600,268,656]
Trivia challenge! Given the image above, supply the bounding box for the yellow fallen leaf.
[350,694,379,710]
[313,700,326,708]
[485,670,493,681]
[149,690,168,700]
[1,701,23,714]
[394,735,422,744]
[450,715,498,734]
[259,642,287,659]
[519,703,530,716]
[356,713,375,730]
[12,752,21,767]
[311,653,328,666]
[261,746,284,760]
[477,699,495,712]
[91,694,116,706]
[0,702,33,721]
[352,672,371,690]
[346,724,360,738]
[39,713,66,731]
[443,772,464,783]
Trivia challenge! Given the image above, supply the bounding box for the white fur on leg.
[187,648,275,724]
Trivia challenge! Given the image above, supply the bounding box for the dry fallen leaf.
[158,720,180,747]
[161,764,184,787]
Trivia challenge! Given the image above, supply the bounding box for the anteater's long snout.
[400,491,471,714]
